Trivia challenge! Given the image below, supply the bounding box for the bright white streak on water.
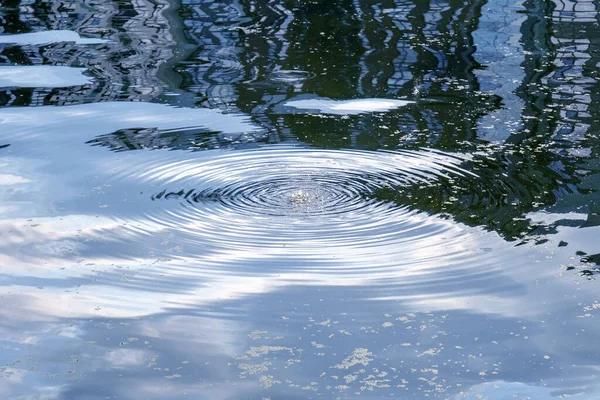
[0,66,93,88]
[0,30,108,45]
[285,97,413,115]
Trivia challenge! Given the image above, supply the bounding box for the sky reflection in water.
[1,0,600,399]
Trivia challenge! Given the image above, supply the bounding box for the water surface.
[1,0,600,399]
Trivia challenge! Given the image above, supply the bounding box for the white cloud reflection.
[0,30,108,46]
[0,66,92,88]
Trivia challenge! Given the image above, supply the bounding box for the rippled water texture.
[2,0,600,399]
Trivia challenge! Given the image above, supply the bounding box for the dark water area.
[1,0,600,399]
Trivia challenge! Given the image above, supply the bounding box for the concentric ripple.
[146,147,474,218]
[105,146,503,290]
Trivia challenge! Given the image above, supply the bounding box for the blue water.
[1,0,600,398]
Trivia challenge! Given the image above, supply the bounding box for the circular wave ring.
[144,147,472,219]
[103,146,513,295]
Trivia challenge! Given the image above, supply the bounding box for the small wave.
[270,69,315,82]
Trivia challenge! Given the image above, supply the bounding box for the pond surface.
[1,0,600,398]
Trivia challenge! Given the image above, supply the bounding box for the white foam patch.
[0,30,108,45]
[285,97,413,115]
[0,66,93,88]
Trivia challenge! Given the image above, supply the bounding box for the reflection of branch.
[370,146,583,241]
[152,188,223,203]
[86,126,268,152]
